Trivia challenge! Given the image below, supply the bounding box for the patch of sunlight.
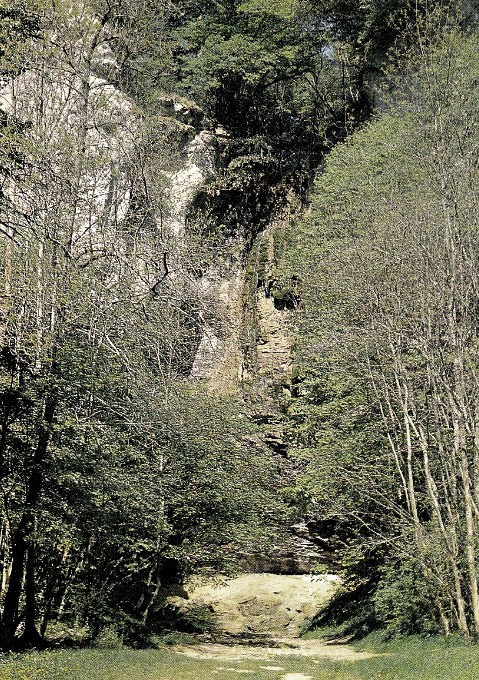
[224,669,255,674]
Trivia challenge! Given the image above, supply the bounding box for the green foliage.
[99,0,178,106]
[281,19,479,638]
[285,367,387,514]
[93,626,125,650]
[153,631,197,645]
[309,0,412,50]
[33,382,284,637]
[0,0,43,77]
[373,560,440,637]
[171,0,358,223]
[306,0,477,59]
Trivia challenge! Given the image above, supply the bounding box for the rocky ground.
[162,572,341,637]
[173,637,378,662]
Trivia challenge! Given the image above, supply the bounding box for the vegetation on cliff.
[0,0,289,650]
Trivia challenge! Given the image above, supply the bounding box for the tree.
[174,0,350,183]
[0,0,43,79]
[281,21,479,638]
[0,0,288,648]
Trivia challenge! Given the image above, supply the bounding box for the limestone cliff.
[0,5,325,576]
[162,573,340,638]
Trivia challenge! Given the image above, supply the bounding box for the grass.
[0,649,323,680]
[2,636,479,679]
[353,633,479,679]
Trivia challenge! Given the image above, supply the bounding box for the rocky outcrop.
[190,269,244,387]
[159,96,219,237]
[237,517,341,576]
[239,219,297,399]
[255,291,294,388]
[148,96,245,386]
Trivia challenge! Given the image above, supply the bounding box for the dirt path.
[172,639,380,680]
[167,573,379,678]
[173,637,378,662]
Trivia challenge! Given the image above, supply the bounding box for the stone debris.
[174,639,380,662]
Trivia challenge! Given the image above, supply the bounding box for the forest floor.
[2,635,479,679]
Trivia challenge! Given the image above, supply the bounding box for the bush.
[373,560,440,638]
[93,626,124,649]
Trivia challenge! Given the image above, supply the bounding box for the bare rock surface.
[166,573,341,638]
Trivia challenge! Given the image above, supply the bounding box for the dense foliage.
[281,19,479,639]
[0,0,287,650]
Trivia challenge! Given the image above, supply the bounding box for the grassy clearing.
[0,649,326,680]
[1,636,479,679]
[353,633,479,680]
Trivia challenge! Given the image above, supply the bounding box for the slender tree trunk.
[459,443,479,638]
[142,574,162,625]
[20,538,43,647]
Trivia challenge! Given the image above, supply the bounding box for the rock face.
[149,96,246,387]
[255,290,294,386]
[189,216,298,395]
[0,9,294,394]
[162,573,340,638]
[237,517,340,576]
[246,226,295,393]
[190,269,244,386]
[160,96,219,237]
[0,58,137,253]
[156,105,297,394]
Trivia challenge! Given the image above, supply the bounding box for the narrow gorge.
[3,0,479,667]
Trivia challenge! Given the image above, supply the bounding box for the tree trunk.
[20,539,44,648]
[0,395,56,650]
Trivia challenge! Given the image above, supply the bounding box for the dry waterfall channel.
[164,573,377,673]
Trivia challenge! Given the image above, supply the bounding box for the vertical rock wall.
[240,223,295,397]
